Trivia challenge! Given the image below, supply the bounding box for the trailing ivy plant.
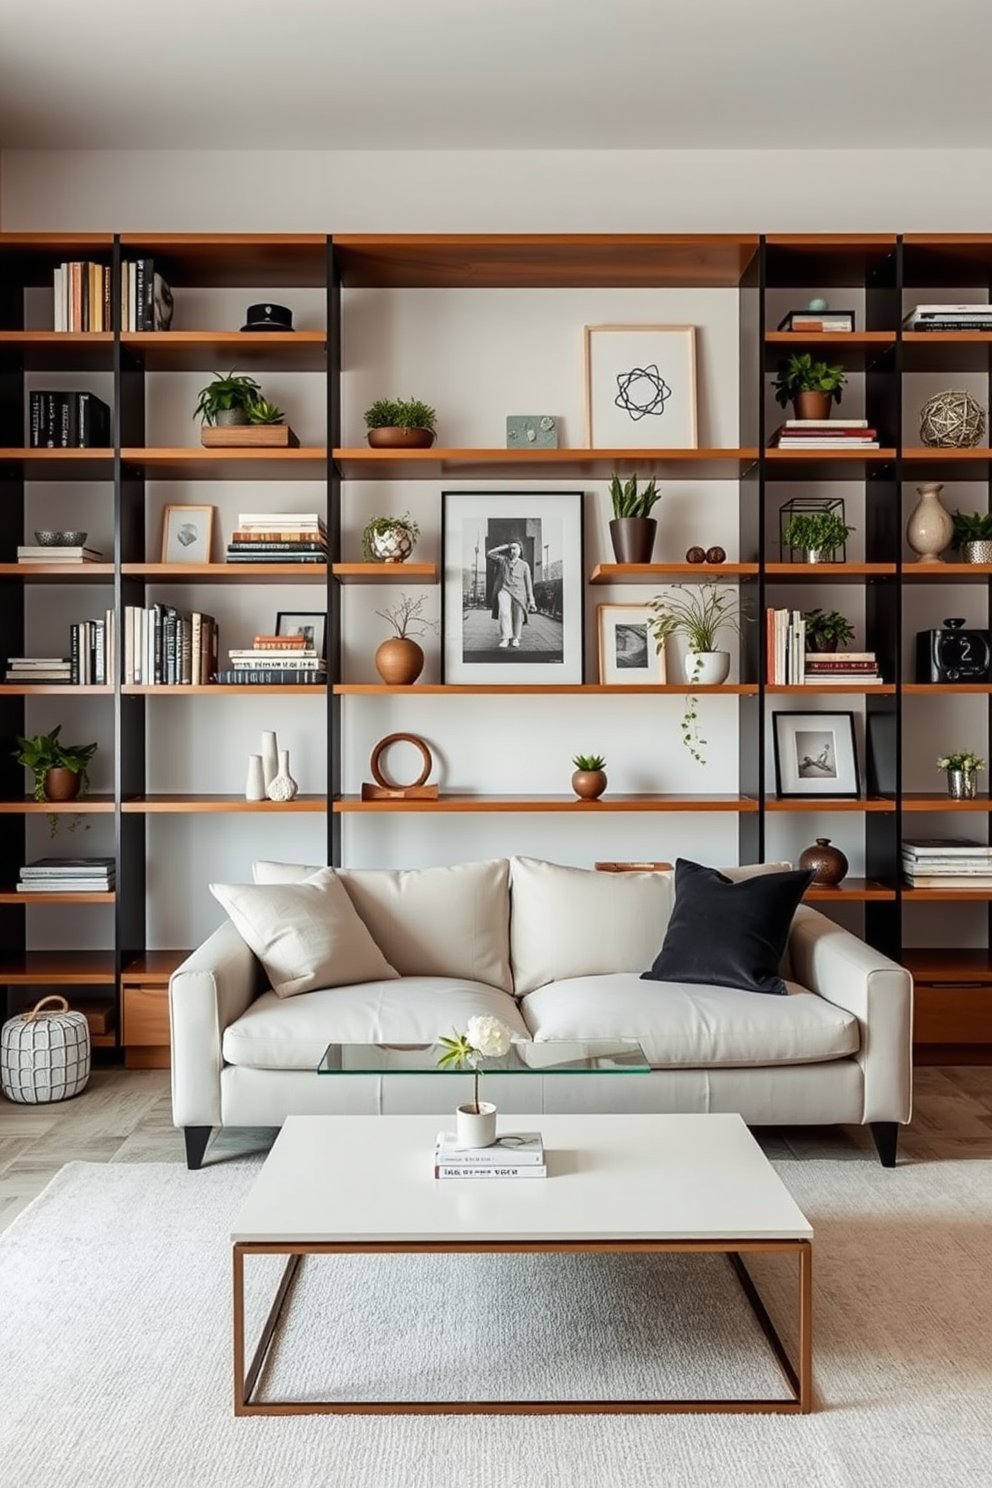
[647,585,751,765]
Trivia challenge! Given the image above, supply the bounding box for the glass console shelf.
[317,1039,650,1076]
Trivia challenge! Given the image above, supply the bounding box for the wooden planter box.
[201,425,300,448]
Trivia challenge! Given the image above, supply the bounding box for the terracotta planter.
[374,637,425,686]
[609,518,657,565]
[572,769,607,800]
[366,427,435,449]
[793,391,833,421]
[42,767,81,802]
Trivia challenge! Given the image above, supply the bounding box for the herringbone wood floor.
[1,1065,990,1233]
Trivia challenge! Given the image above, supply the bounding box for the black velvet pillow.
[641,858,813,996]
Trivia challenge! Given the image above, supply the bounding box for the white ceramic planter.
[456,1102,497,1148]
[683,650,730,685]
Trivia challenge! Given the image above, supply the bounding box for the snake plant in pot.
[608,473,662,564]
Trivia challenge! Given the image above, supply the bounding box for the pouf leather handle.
[24,995,71,1021]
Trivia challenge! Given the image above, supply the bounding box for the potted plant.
[193,370,262,426]
[362,513,421,564]
[608,473,662,564]
[803,608,856,652]
[950,510,992,563]
[246,398,285,426]
[773,354,847,421]
[12,726,97,836]
[373,592,438,685]
[363,397,437,450]
[782,509,853,563]
[571,753,607,800]
[437,1015,513,1148]
[937,749,986,800]
[648,585,750,763]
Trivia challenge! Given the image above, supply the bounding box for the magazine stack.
[902,838,992,889]
[433,1130,546,1180]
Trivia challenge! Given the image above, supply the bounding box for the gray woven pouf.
[1,995,91,1104]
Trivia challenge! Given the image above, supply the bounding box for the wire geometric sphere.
[919,388,986,448]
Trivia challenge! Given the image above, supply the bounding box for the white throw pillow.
[210,869,399,999]
[252,858,512,992]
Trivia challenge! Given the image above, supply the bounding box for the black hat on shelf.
[240,302,294,332]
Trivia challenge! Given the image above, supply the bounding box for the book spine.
[214,670,325,685]
[435,1151,545,1167]
[434,1165,547,1179]
[135,261,147,331]
[29,391,41,448]
[69,624,80,686]
[224,554,326,563]
[226,542,328,552]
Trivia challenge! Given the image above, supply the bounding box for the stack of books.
[433,1130,547,1180]
[6,656,72,684]
[123,604,218,685]
[121,259,174,331]
[904,305,992,333]
[29,391,112,448]
[215,633,327,686]
[777,309,855,333]
[804,650,881,685]
[52,262,111,332]
[69,614,116,685]
[226,513,328,565]
[902,838,992,889]
[17,543,104,565]
[769,419,880,450]
[766,608,806,684]
[18,858,116,894]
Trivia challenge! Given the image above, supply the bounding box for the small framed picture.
[773,711,860,798]
[161,505,214,563]
[584,324,697,449]
[276,611,326,659]
[597,604,666,686]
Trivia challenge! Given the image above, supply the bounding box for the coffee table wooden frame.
[233,1235,812,1416]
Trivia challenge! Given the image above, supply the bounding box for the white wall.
[5,147,987,949]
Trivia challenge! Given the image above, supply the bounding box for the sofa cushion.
[210,869,399,999]
[520,973,859,1067]
[252,858,512,993]
[642,858,812,997]
[222,977,529,1071]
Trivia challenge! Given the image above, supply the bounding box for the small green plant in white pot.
[648,585,750,763]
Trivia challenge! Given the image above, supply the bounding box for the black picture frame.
[275,610,327,659]
[772,710,860,798]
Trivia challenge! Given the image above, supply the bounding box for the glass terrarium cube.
[778,495,848,563]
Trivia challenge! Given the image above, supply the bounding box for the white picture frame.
[161,505,214,564]
[597,604,666,686]
[441,490,584,685]
[773,711,860,798]
[584,324,698,449]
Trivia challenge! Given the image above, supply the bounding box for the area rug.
[0,1156,989,1488]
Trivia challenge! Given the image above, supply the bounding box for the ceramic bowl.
[35,530,87,546]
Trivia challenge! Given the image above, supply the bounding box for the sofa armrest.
[787,904,913,1124]
[169,921,264,1128]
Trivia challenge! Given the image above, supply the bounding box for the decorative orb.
[808,297,828,313]
[705,546,726,564]
[919,389,986,449]
[685,546,706,564]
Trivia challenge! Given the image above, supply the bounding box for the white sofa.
[169,856,913,1169]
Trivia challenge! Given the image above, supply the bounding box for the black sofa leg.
[871,1122,898,1168]
[184,1126,212,1170]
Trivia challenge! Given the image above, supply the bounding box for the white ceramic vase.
[456,1101,497,1148]
[907,482,953,563]
[683,650,731,685]
[245,755,266,801]
[260,731,279,791]
[266,749,298,802]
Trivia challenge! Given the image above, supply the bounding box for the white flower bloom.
[466,1015,511,1058]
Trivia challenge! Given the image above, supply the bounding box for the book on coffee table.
[434,1130,544,1166]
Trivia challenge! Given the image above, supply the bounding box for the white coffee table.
[231,1112,813,1416]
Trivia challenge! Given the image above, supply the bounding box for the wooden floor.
[1,1064,990,1234]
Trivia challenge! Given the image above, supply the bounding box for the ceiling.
[0,0,989,151]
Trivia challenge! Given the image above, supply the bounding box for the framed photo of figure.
[584,324,698,449]
[772,711,860,798]
[597,604,666,686]
[275,610,326,659]
[441,490,584,684]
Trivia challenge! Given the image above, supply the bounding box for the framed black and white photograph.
[584,324,697,449]
[773,711,860,798]
[275,610,326,659]
[597,604,666,686]
[441,490,584,684]
[161,505,214,564]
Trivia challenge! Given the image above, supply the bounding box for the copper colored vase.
[798,837,848,886]
[793,391,832,421]
[42,767,81,802]
[374,637,424,686]
[572,769,607,801]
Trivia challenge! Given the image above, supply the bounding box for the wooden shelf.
[122,684,326,695]
[0,684,113,696]
[903,684,992,695]
[900,562,992,582]
[332,234,760,289]
[765,797,896,812]
[902,887,992,902]
[765,450,897,480]
[120,794,326,812]
[590,562,758,585]
[902,948,992,979]
[0,950,116,985]
[122,562,327,584]
[902,448,992,478]
[765,683,895,695]
[0,563,114,581]
[118,232,328,287]
[333,448,758,481]
[122,330,326,372]
[764,331,896,370]
[0,796,115,814]
[332,563,437,585]
[901,792,992,810]
[763,235,898,286]
[0,448,114,480]
[0,330,114,371]
[764,563,896,582]
[804,879,896,902]
[121,447,327,480]
[334,793,759,813]
[121,950,193,982]
[0,889,115,904]
[334,683,758,695]
[902,332,992,373]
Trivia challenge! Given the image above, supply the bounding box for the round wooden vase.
[572,768,607,800]
[793,391,832,421]
[374,637,424,686]
[42,768,81,802]
[366,427,435,449]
